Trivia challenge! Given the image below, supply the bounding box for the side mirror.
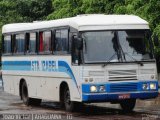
[73,35,83,50]
[153,35,159,46]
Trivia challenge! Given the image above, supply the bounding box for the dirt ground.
[0,87,160,120]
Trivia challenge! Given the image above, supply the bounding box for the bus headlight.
[142,83,149,90]
[90,85,97,92]
[150,83,156,90]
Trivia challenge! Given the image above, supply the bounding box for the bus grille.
[108,70,137,81]
[110,83,138,92]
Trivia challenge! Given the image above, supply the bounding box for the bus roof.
[2,14,149,34]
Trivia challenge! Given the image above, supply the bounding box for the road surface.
[0,87,160,120]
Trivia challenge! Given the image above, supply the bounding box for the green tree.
[0,0,53,52]
[16,0,53,22]
[0,0,160,56]
[47,0,82,19]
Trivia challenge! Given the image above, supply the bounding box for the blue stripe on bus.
[58,61,78,87]
[3,66,31,71]
[2,61,31,66]
[2,61,78,87]
[2,61,31,71]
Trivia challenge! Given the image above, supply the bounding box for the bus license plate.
[118,94,130,99]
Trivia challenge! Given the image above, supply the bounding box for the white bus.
[1,14,159,112]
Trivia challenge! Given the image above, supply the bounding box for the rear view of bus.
[1,14,159,112]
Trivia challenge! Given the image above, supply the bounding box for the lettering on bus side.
[31,61,40,71]
[42,61,57,71]
[31,60,57,71]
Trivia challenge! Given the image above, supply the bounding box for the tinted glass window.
[39,31,51,53]
[4,35,11,54]
[82,30,153,63]
[82,31,117,63]
[43,31,51,52]
[55,29,68,53]
[118,30,153,61]
[29,33,36,53]
[14,34,25,53]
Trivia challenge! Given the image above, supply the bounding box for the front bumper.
[82,92,158,102]
[82,81,158,102]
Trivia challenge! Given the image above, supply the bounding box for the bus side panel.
[3,75,15,94]
[22,76,38,98]
[70,66,82,102]
[70,80,82,102]
[2,56,82,102]
[36,77,60,101]
[3,74,19,96]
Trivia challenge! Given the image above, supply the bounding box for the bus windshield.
[82,30,153,63]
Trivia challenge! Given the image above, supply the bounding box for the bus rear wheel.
[120,99,136,112]
[21,81,41,106]
[21,81,30,105]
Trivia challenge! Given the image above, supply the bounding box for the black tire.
[21,81,30,105]
[64,87,76,112]
[21,81,41,106]
[120,99,136,112]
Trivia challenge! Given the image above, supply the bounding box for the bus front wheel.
[64,87,76,112]
[120,99,136,112]
[21,81,41,106]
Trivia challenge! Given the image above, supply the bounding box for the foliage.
[16,0,52,22]
[47,0,82,19]
[0,0,160,54]
[0,0,53,52]
[47,0,160,53]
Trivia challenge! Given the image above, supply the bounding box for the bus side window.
[71,34,79,64]
[3,35,11,55]
[55,29,68,54]
[44,31,51,53]
[15,34,25,54]
[39,31,51,54]
[26,32,36,54]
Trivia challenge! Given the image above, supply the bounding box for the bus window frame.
[25,32,38,55]
[2,34,12,56]
[2,26,71,56]
[2,34,4,55]
[71,32,83,66]
[54,28,70,55]
[12,33,25,55]
[51,30,55,54]
[11,34,16,55]
[38,30,52,55]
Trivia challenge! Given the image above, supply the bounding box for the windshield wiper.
[116,32,126,62]
[103,32,122,67]
[102,52,118,67]
[115,32,143,66]
[123,52,144,66]
[102,52,144,67]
